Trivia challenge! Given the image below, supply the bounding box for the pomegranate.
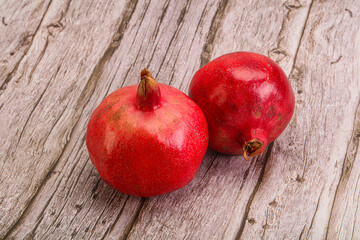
[86,69,208,197]
[189,52,295,159]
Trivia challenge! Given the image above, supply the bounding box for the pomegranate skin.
[86,71,208,197]
[189,52,295,157]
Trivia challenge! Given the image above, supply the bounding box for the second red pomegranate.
[189,52,295,159]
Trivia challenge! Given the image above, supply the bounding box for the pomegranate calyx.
[243,139,264,161]
[136,68,161,111]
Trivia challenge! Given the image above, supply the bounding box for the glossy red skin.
[189,52,295,155]
[86,84,208,197]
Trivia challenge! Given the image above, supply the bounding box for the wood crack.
[126,0,151,51]
[100,195,130,239]
[261,209,269,240]
[268,0,310,63]
[297,135,308,182]
[235,142,274,240]
[67,178,101,234]
[43,101,69,146]
[330,55,342,64]
[200,0,229,67]
[221,160,255,239]
[153,0,170,41]
[28,34,49,82]
[325,97,360,239]
[307,186,324,235]
[21,182,61,238]
[1,16,7,26]
[298,224,306,240]
[62,145,89,201]
[25,145,86,238]
[147,0,171,66]
[155,0,191,79]
[73,0,138,115]
[167,47,183,86]
[2,132,73,239]
[0,0,53,92]
[200,153,218,182]
[3,80,88,238]
[42,158,90,237]
[345,8,353,18]
[189,1,208,49]
[124,198,146,240]
[351,184,360,240]
[13,46,52,151]
[88,191,118,238]
[289,0,314,79]
[119,37,145,88]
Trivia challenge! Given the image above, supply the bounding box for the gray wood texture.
[0,0,359,239]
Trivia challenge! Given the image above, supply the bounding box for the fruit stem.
[136,68,161,111]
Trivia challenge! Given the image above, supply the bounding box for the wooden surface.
[0,0,359,239]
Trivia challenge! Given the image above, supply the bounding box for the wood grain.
[0,0,131,237]
[0,0,52,91]
[239,1,360,239]
[0,0,359,239]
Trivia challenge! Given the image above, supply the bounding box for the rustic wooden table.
[1,0,359,239]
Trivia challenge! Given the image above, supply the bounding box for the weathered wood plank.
[325,3,360,239]
[3,0,230,239]
[0,0,132,238]
[238,0,360,239]
[327,100,360,239]
[0,0,359,239]
[126,0,314,239]
[0,0,52,91]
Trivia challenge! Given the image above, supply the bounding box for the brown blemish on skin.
[254,107,262,118]
[254,111,261,118]
[96,101,117,120]
[267,106,276,117]
[111,103,129,122]
[112,110,122,121]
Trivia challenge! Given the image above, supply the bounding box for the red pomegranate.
[86,69,209,197]
[189,52,295,159]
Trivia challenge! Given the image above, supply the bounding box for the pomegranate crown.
[136,68,161,111]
